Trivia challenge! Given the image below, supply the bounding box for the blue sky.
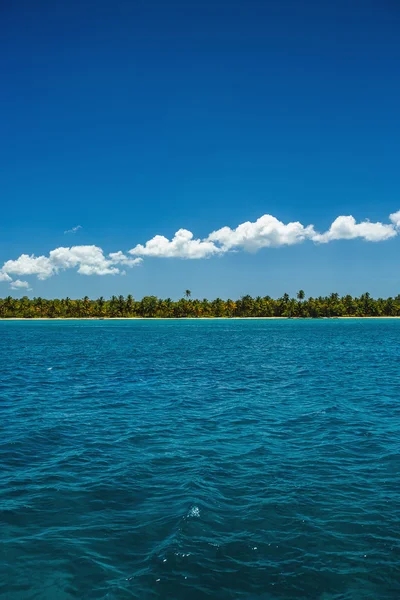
[1,0,400,299]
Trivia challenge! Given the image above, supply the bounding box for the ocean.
[1,319,399,599]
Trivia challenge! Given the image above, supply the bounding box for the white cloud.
[312,216,397,243]
[10,280,30,290]
[109,251,143,266]
[2,254,54,280]
[64,225,82,234]
[1,245,142,285]
[130,212,400,258]
[49,246,120,276]
[208,215,316,251]
[389,211,400,229]
[129,228,221,259]
[1,211,399,287]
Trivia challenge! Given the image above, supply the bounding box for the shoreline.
[1,316,400,321]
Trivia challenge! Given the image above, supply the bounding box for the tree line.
[1,290,400,318]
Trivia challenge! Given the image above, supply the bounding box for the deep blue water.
[1,319,400,600]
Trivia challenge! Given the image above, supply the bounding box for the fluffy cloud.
[389,211,400,228]
[10,280,30,290]
[208,215,316,251]
[312,216,397,243]
[1,211,399,289]
[2,254,54,280]
[130,212,400,258]
[108,251,143,266]
[129,212,400,259]
[129,229,221,259]
[49,246,121,276]
[1,245,142,285]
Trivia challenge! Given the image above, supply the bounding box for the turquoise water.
[1,319,400,599]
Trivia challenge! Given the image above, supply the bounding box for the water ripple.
[1,319,400,599]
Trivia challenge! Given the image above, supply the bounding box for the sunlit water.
[1,319,400,599]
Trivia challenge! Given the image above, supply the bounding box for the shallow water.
[1,319,400,599]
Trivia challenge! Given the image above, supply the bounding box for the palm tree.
[164,298,173,317]
[82,296,91,317]
[239,295,255,316]
[192,299,203,317]
[118,295,126,316]
[4,296,16,316]
[211,297,225,317]
[185,290,191,299]
[20,296,31,317]
[109,295,118,317]
[75,299,83,318]
[126,294,135,316]
[64,297,72,317]
[225,299,236,317]
[95,296,105,317]
[4,290,400,319]
[33,296,44,317]
[140,296,158,318]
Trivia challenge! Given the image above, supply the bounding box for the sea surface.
[1,319,400,600]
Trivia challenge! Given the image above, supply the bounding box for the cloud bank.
[1,211,399,290]
[1,246,142,288]
[130,229,222,259]
[207,215,316,252]
[128,211,400,258]
[312,215,397,244]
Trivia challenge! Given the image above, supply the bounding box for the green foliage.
[1,293,399,318]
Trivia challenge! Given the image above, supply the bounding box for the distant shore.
[1,316,400,321]
[3,294,397,319]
